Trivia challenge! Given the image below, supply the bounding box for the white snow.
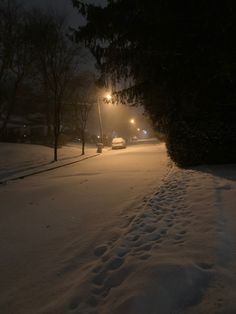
[0,142,98,182]
[1,141,236,313]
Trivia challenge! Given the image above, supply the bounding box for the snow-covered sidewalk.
[0,142,101,183]
[61,163,236,314]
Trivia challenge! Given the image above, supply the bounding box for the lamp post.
[97,93,112,152]
[97,98,103,144]
[129,118,137,141]
[105,93,112,101]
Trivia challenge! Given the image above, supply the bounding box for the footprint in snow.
[107,257,124,270]
[92,270,107,286]
[196,262,214,270]
[143,224,156,233]
[145,232,161,242]
[139,253,151,260]
[94,245,107,257]
[216,184,231,190]
[134,243,152,253]
[116,246,130,257]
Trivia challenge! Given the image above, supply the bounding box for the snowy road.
[0,141,168,314]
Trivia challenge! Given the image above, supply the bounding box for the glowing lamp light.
[130,119,135,124]
[105,94,112,101]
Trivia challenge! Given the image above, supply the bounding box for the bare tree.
[67,74,97,155]
[0,0,31,137]
[26,10,79,161]
[74,102,92,155]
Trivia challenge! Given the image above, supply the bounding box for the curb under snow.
[0,152,100,185]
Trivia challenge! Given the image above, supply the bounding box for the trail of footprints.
[70,171,197,313]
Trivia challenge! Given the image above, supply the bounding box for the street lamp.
[97,93,112,152]
[97,99,103,144]
[105,94,112,101]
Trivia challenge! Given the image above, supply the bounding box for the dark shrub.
[166,111,236,167]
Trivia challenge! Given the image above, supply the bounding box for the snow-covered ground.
[0,142,98,182]
[1,141,236,313]
[83,164,236,314]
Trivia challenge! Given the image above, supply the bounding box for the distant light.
[137,128,140,131]
[130,119,135,124]
[143,130,148,135]
[105,94,112,101]
[97,135,100,138]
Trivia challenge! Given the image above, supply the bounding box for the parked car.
[112,137,126,149]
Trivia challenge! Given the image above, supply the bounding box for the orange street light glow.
[105,94,112,101]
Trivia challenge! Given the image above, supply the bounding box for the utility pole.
[97,99,103,143]
[96,93,111,153]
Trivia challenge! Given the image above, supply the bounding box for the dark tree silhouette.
[73,0,236,165]
[67,74,95,155]
[0,0,32,137]
[26,10,79,161]
[74,102,92,155]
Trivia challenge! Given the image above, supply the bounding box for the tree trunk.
[81,134,85,155]
[54,132,58,161]
[0,109,12,139]
[53,97,60,162]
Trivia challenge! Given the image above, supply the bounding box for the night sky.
[21,0,107,26]
[20,0,107,70]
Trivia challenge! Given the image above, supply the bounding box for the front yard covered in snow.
[0,142,97,182]
[1,141,236,313]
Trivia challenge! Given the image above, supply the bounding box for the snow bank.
[43,165,236,314]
